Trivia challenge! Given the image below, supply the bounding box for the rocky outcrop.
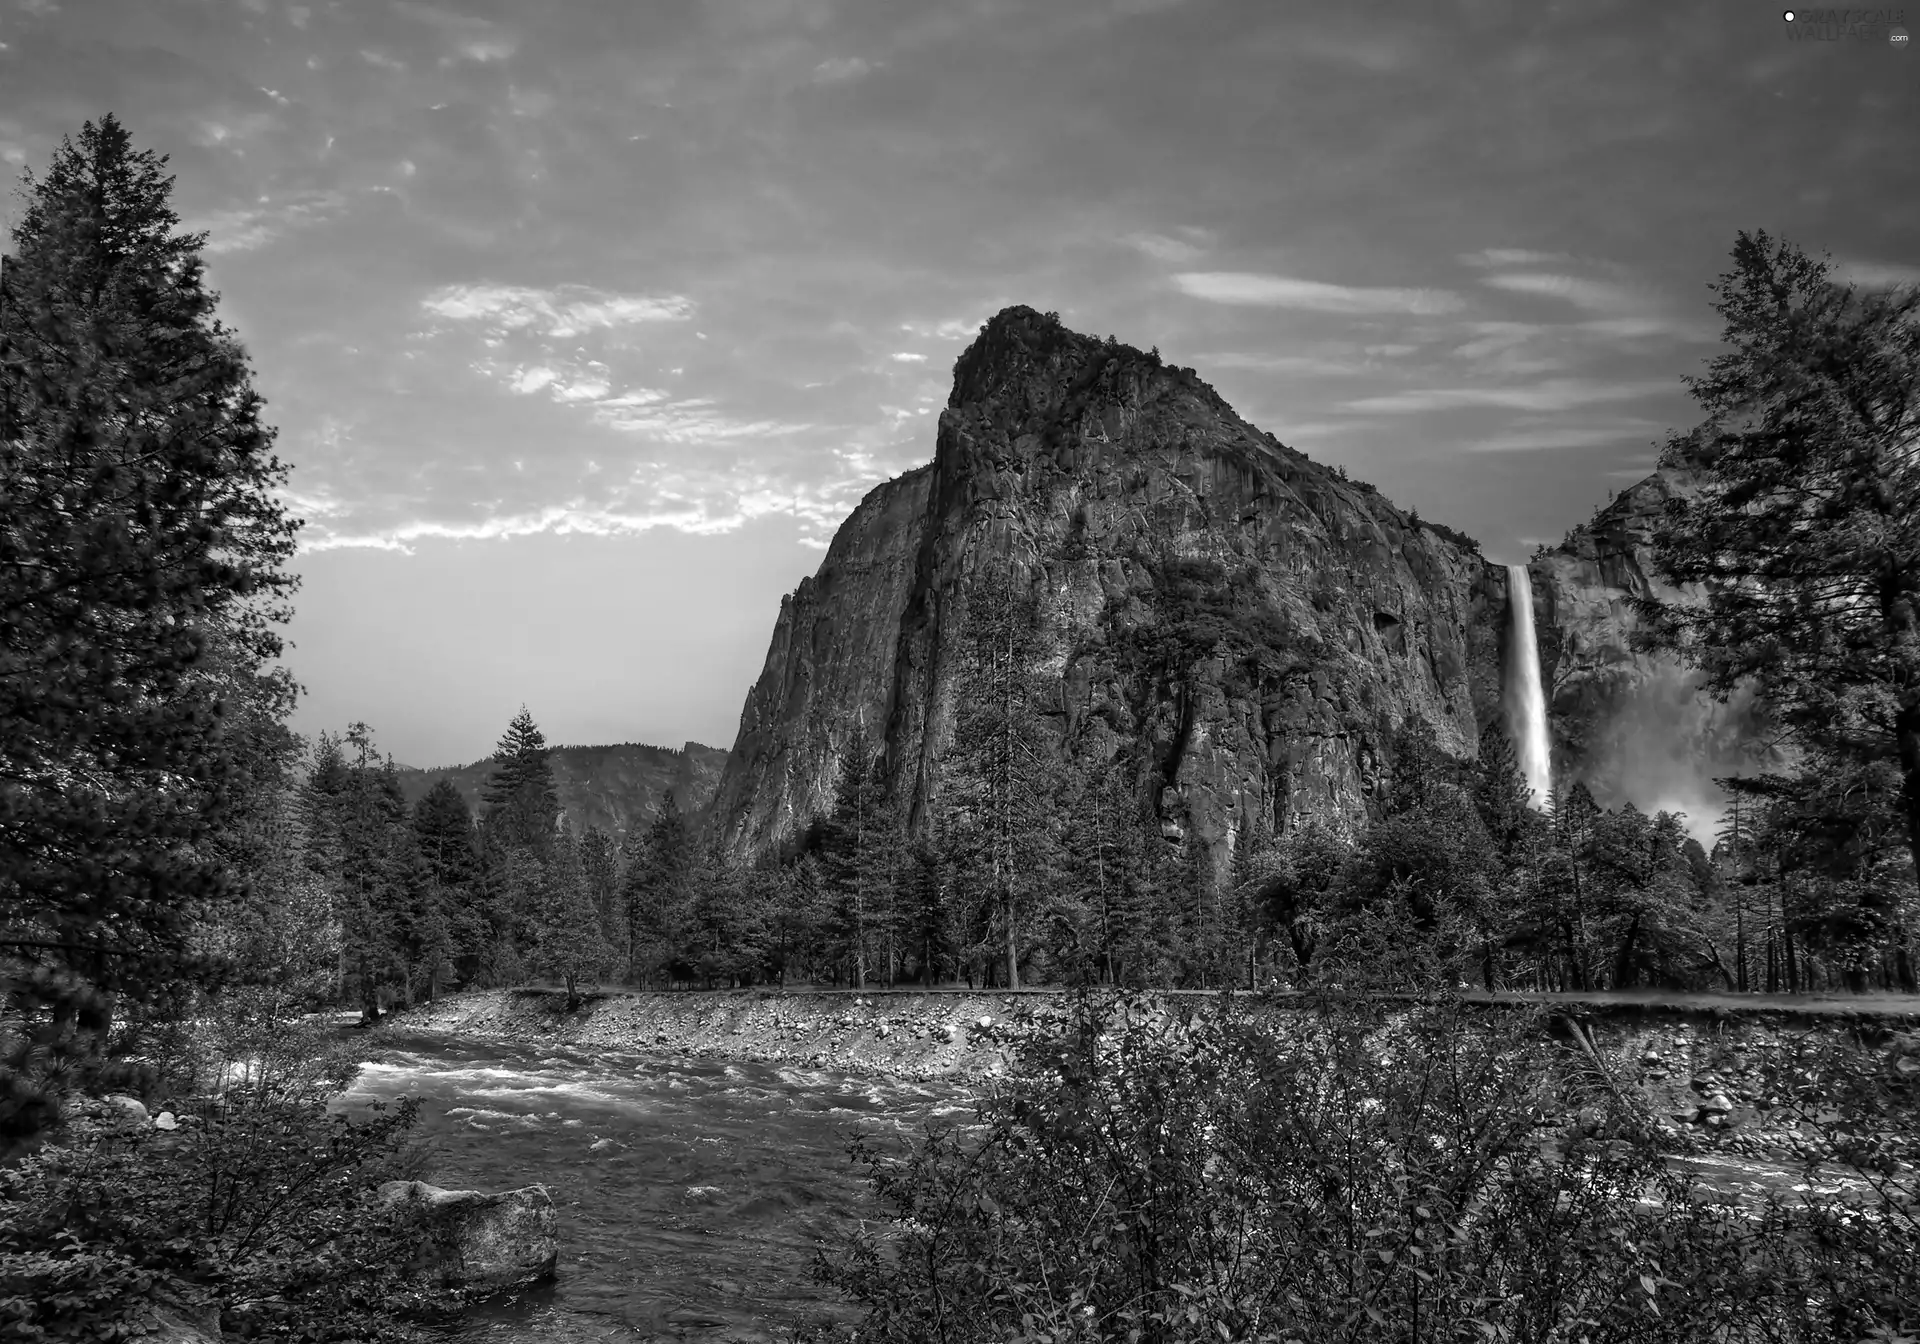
[706,305,1766,864]
[710,308,1510,869]
[376,1180,559,1293]
[393,741,728,842]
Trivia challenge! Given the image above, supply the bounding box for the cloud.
[1479,272,1643,314]
[812,55,873,83]
[1836,260,1920,290]
[1199,351,1374,377]
[189,191,347,255]
[1458,248,1573,269]
[1343,378,1674,414]
[1461,422,1667,453]
[1127,231,1207,265]
[889,351,927,362]
[1174,272,1463,315]
[421,284,695,338]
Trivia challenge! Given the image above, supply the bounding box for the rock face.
[376,1180,559,1293]
[1529,466,1783,827]
[706,305,1763,864]
[393,741,728,841]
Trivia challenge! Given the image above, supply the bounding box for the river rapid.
[342,1032,975,1343]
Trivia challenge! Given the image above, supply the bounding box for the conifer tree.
[0,116,299,1140]
[482,706,560,856]
[942,561,1058,989]
[623,791,693,986]
[818,721,892,989]
[1642,229,1920,991]
[529,825,612,1010]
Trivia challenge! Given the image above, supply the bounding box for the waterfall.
[1504,564,1553,809]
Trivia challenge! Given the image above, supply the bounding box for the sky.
[1,0,1915,770]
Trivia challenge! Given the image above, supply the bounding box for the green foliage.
[815,991,1920,1344]
[0,114,300,1145]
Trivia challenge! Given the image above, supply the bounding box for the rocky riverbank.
[382,987,1061,1083]
[381,987,1920,1165]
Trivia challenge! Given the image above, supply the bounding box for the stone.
[376,1180,558,1293]
[977,1015,994,1030]
[153,1110,178,1130]
[104,1094,149,1123]
[1701,1094,1734,1115]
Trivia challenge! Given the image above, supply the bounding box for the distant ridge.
[392,740,728,839]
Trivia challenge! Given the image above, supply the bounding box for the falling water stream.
[1504,563,1554,808]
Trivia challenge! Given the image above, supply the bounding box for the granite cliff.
[394,741,728,841]
[707,306,1758,866]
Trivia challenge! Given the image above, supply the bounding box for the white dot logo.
[1782,8,1795,19]
[1893,25,1910,46]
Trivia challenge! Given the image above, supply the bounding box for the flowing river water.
[343,1031,973,1343]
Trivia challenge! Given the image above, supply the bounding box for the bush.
[814,991,1920,1343]
[0,1001,462,1342]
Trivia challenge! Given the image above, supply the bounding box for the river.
[343,1031,974,1343]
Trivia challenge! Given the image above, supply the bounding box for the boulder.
[104,1094,149,1123]
[377,1180,559,1293]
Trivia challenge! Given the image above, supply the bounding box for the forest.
[2,115,1918,1342]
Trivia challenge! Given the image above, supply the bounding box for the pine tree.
[818,721,893,990]
[1642,229,1920,992]
[580,824,621,950]
[0,116,300,1141]
[942,561,1060,989]
[623,791,693,987]
[528,825,612,1010]
[308,725,421,1023]
[482,706,560,856]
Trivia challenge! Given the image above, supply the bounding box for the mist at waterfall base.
[1502,566,1752,848]
[343,1033,967,1341]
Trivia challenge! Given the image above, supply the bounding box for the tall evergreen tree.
[818,721,892,989]
[1641,229,1920,991]
[482,706,560,856]
[942,561,1057,990]
[528,825,612,1010]
[623,791,693,987]
[0,116,300,1141]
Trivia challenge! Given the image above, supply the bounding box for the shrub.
[814,991,1919,1343]
[0,1003,461,1342]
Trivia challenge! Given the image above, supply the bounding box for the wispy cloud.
[1199,351,1374,377]
[889,351,927,363]
[1174,271,1463,315]
[189,191,346,254]
[1126,230,1210,264]
[812,55,873,83]
[1461,421,1667,453]
[1479,271,1644,315]
[1458,248,1572,269]
[421,283,695,338]
[1344,378,1674,415]
[1836,259,1920,290]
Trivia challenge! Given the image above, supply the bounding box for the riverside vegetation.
[1,115,1917,1341]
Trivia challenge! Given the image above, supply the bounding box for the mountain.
[706,305,1755,867]
[392,741,729,840]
